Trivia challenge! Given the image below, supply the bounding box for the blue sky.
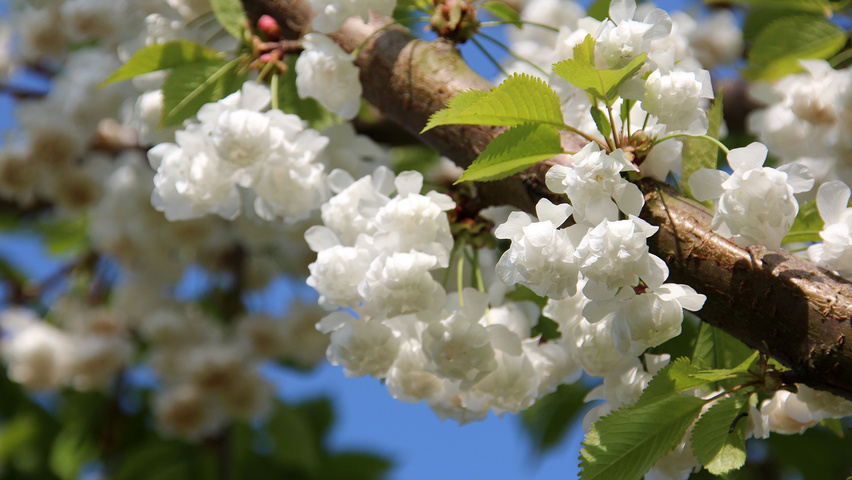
[0,0,706,478]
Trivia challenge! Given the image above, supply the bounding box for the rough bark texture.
[241,0,852,400]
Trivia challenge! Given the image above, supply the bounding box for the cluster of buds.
[249,15,302,78]
[447,189,497,249]
[429,0,480,44]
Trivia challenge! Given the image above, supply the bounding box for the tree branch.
[241,0,852,400]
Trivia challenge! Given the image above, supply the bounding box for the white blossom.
[545,143,644,225]
[689,142,814,249]
[808,181,852,279]
[296,33,362,119]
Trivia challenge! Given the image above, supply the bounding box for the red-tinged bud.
[257,15,282,40]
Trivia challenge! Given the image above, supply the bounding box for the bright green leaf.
[782,200,824,244]
[160,58,246,127]
[479,1,522,27]
[580,394,708,480]
[36,215,89,255]
[455,123,564,183]
[681,90,724,197]
[552,35,646,106]
[422,74,565,131]
[743,16,845,81]
[210,0,248,40]
[521,384,586,454]
[637,358,712,405]
[690,394,751,475]
[100,40,223,87]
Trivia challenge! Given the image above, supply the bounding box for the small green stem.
[443,241,461,288]
[471,37,510,79]
[472,248,485,293]
[271,73,280,110]
[479,20,560,32]
[830,48,852,68]
[457,251,466,307]
[476,31,549,76]
[257,60,275,83]
[641,112,650,131]
[654,133,730,155]
[607,104,621,150]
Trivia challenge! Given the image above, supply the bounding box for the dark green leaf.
[590,106,612,141]
[690,394,751,475]
[742,8,820,41]
[320,452,393,480]
[160,58,246,127]
[210,0,248,40]
[743,16,845,81]
[707,0,834,14]
[49,424,98,480]
[521,384,586,453]
[479,1,522,27]
[691,322,758,391]
[266,402,321,474]
[455,123,564,183]
[586,0,612,21]
[820,418,845,438]
[100,40,223,86]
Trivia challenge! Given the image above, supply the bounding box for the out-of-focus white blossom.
[308,0,396,34]
[296,33,362,119]
[809,181,852,279]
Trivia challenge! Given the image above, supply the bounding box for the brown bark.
[241,0,852,400]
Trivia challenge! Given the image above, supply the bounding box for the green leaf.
[552,35,646,106]
[690,394,751,475]
[690,351,760,383]
[742,8,820,41]
[637,358,713,405]
[50,423,98,480]
[455,123,564,183]
[782,200,824,244]
[160,58,247,127]
[590,106,612,141]
[707,0,834,14]
[521,384,587,454]
[580,394,708,480]
[422,74,565,131]
[680,90,724,196]
[820,418,845,438]
[266,402,321,474]
[100,40,223,86]
[743,16,845,81]
[691,322,758,390]
[36,215,89,255]
[320,452,393,480]
[479,1,522,27]
[210,0,248,40]
[586,0,612,21]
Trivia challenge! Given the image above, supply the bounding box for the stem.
[641,112,650,131]
[478,20,560,32]
[475,31,549,77]
[561,123,608,150]
[654,133,730,155]
[830,48,852,68]
[270,73,280,110]
[471,37,510,79]
[443,240,461,288]
[457,251,465,307]
[607,104,621,150]
[472,248,485,293]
